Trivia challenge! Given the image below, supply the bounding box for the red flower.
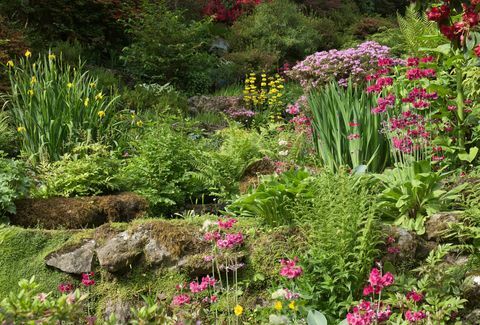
[475,45,480,57]
[406,290,424,303]
[463,5,479,27]
[407,57,420,66]
[440,24,455,40]
[427,4,450,22]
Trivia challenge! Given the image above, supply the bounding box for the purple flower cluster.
[288,41,391,90]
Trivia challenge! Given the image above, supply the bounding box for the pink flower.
[81,272,95,287]
[218,218,238,230]
[368,268,394,292]
[405,310,427,323]
[348,133,360,141]
[58,283,74,293]
[286,103,300,115]
[427,5,450,22]
[420,56,435,63]
[204,255,214,262]
[216,232,244,249]
[406,290,424,303]
[172,294,191,306]
[387,246,400,254]
[378,58,394,67]
[349,121,359,127]
[407,57,419,66]
[204,231,221,241]
[37,293,48,302]
[279,257,303,279]
[475,45,480,58]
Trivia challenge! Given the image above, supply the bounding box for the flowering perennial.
[279,257,303,279]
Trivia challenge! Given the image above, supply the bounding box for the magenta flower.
[406,290,424,303]
[405,310,427,323]
[279,257,303,279]
[172,294,191,306]
[81,272,95,287]
[217,218,238,230]
[58,283,74,293]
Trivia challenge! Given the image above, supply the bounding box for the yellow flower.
[89,82,96,88]
[97,110,106,118]
[274,301,283,311]
[67,82,73,89]
[30,76,37,85]
[234,305,243,316]
[27,89,34,96]
[288,301,296,310]
[24,50,32,58]
[136,120,143,127]
[48,53,56,60]
[6,60,14,67]
[277,85,284,89]
[261,82,266,87]
[249,73,255,76]
[84,98,89,107]
[95,92,104,100]
[17,126,26,132]
[261,73,267,78]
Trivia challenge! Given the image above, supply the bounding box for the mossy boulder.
[11,193,148,229]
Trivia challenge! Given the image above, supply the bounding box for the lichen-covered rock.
[45,239,96,274]
[104,298,131,324]
[96,228,149,272]
[425,211,462,241]
[12,193,148,229]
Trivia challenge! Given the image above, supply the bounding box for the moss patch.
[0,226,73,295]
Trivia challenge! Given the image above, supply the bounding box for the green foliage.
[121,83,187,115]
[121,1,217,94]
[397,4,446,55]
[228,169,314,226]
[6,52,119,163]
[0,110,15,155]
[33,144,122,198]
[308,82,390,173]
[0,155,30,216]
[0,277,87,324]
[190,126,266,200]
[229,0,340,70]
[292,171,381,320]
[120,122,201,213]
[374,161,466,234]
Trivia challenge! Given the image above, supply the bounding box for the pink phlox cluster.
[216,232,244,249]
[347,300,392,325]
[406,290,424,303]
[218,218,238,230]
[371,94,395,114]
[172,294,191,306]
[58,283,74,293]
[189,275,216,293]
[363,268,394,296]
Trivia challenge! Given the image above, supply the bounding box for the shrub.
[6,52,119,163]
[307,82,390,173]
[351,16,395,40]
[0,154,30,216]
[33,144,122,198]
[229,0,340,70]
[121,1,217,94]
[0,110,15,155]
[120,122,201,214]
[288,41,391,89]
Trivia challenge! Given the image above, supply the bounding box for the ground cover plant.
[0,0,480,324]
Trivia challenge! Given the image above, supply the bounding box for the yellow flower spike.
[136,120,144,127]
[89,82,96,88]
[84,98,89,107]
[48,53,56,60]
[17,126,26,132]
[249,73,255,76]
[95,92,104,100]
[261,73,267,78]
[288,301,297,310]
[97,110,106,118]
[24,50,32,58]
[27,89,34,96]
[274,301,283,311]
[234,305,243,316]
[30,76,36,85]
[261,82,266,87]
[277,85,284,89]
[6,60,14,67]
[67,82,73,89]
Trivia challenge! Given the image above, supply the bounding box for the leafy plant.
[0,154,30,216]
[33,144,122,198]
[307,82,390,173]
[5,51,119,163]
[0,110,15,155]
[397,4,446,55]
[0,277,87,323]
[292,171,381,321]
[120,122,201,214]
[374,161,466,234]
[227,169,314,226]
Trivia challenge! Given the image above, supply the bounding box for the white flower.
[278,140,288,146]
[201,220,215,231]
[271,288,287,299]
[473,276,480,286]
[269,314,289,324]
[278,150,289,157]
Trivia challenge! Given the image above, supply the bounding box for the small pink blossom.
[217,218,238,230]
[406,290,423,303]
[405,310,427,323]
[172,294,191,306]
[81,272,95,287]
[279,257,303,279]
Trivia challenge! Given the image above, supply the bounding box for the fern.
[397,4,446,54]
